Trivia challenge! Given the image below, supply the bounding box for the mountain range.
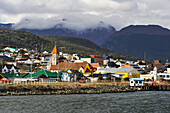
[102,25,170,60]
[1,21,170,60]
[0,28,138,61]
[0,21,116,46]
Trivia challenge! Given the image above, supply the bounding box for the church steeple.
[52,45,59,54]
[51,45,59,65]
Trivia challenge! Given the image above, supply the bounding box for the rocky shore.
[0,83,169,96]
[0,83,137,96]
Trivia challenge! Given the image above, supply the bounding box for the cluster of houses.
[0,45,170,86]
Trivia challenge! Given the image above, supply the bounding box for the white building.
[2,64,20,73]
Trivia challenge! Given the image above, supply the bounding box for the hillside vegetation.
[0,29,139,60]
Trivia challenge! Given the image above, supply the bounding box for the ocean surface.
[0,91,169,113]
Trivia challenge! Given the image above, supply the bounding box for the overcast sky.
[0,0,170,30]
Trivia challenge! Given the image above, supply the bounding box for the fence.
[0,80,129,86]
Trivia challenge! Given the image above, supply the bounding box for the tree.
[76,76,81,81]
[98,75,103,81]
[106,76,111,80]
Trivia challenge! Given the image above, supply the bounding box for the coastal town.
[0,44,170,87]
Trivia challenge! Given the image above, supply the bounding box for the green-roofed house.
[24,70,61,78]
[0,73,29,81]
[24,70,61,82]
[80,55,97,63]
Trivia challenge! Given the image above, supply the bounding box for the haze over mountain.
[0,19,116,46]
[102,25,170,60]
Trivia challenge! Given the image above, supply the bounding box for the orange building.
[122,64,133,68]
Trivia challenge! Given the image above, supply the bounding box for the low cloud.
[13,15,113,31]
[0,0,170,30]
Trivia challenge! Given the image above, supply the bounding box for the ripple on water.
[0,91,169,113]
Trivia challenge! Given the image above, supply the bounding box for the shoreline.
[0,83,169,96]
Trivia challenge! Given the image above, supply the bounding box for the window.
[131,81,133,83]
[11,70,14,73]
[167,75,169,78]
[139,81,142,84]
[135,81,138,84]
[4,69,6,72]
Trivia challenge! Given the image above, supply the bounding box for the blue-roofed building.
[130,78,144,86]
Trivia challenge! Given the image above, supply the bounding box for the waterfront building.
[130,78,144,86]
[96,67,140,81]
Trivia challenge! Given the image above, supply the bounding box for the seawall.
[0,83,169,96]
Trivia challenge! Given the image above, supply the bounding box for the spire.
[52,45,59,54]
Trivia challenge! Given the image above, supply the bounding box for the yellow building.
[96,67,140,81]
[115,68,140,79]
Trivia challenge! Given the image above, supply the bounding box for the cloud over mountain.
[0,0,170,30]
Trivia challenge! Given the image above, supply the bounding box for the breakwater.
[0,83,169,96]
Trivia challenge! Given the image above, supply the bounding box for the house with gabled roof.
[0,73,29,80]
[80,55,97,63]
[24,70,61,78]
[90,55,103,65]
[50,62,88,73]
[83,63,97,76]
[2,64,20,73]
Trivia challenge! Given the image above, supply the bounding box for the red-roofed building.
[50,62,88,72]
[90,55,103,65]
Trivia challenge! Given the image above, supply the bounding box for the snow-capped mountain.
[0,20,116,45]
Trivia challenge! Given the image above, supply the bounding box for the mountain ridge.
[0,21,116,46]
[102,25,170,60]
[0,28,140,61]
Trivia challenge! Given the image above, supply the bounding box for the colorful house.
[90,55,103,65]
[83,63,97,76]
[50,62,88,73]
[115,68,140,80]
[122,64,133,68]
[0,73,28,81]
[80,55,97,63]
[96,67,140,81]
[61,73,72,81]
[130,78,144,86]
[24,70,61,78]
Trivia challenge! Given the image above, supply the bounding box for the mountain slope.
[0,28,140,60]
[0,29,114,56]
[0,21,116,46]
[102,25,170,60]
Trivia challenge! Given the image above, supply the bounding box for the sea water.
[0,91,169,113]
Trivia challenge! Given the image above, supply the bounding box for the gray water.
[0,91,169,113]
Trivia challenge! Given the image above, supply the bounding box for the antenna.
[144,52,146,59]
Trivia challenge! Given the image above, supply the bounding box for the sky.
[0,0,170,30]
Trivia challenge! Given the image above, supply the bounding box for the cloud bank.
[0,0,170,30]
